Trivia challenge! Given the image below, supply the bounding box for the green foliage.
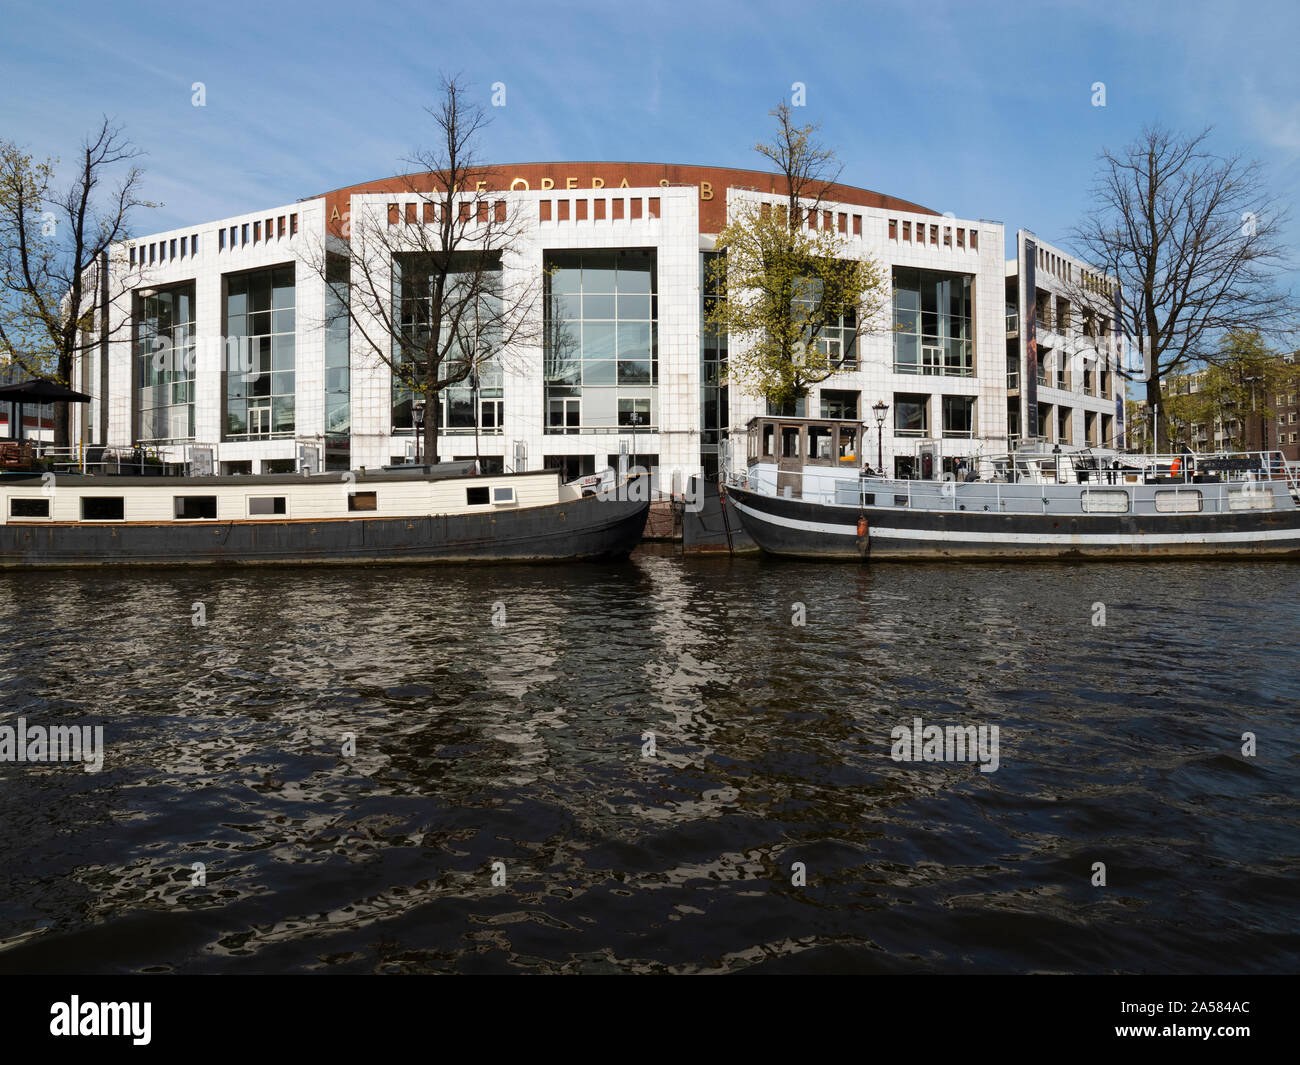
[0,141,60,378]
[705,201,887,407]
[1164,330,1298,449]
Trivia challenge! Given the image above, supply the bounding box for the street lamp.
[470,369,481,473]
[628,410,641,475]
[412,399,426,466]
[871,399,888,475]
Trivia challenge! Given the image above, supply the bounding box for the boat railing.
[728,449,1293,515]
[25,443,187,477]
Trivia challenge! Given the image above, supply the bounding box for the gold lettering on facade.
[592,178,605,189]
[618,178,630,188]
[659,179,670,187]
[475,180,487,192]
[541,178,555,190]
[509,178,529,191]
[329,205,341,221]
[566,177,578,189]
[700,181,713,201]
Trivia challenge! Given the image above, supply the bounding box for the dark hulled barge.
[727,416,1300,561]
[0,462,650,567]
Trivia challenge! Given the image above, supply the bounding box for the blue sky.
[3,0,1298,267]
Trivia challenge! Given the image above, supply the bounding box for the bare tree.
[0,119,151,447]
[755,103,844,231]
[1071,123,1293,450]
[310,75,544,465]
[708,104,887,407]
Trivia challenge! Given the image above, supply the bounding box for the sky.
[2,0,1299,271]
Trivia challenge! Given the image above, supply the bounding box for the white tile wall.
[83,176,1117,488]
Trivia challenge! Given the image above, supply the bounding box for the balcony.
[894,336,974,377]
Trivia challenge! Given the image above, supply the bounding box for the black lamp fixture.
[871,399,889,474]
[629,410,641,475]
[412,399,426,466]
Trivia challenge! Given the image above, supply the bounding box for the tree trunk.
[54,352,73,448]
[424,393,440,466]
[1145,375,1165,452]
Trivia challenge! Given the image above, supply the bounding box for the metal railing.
[23,443,186,476]
[730,458,1292,517]
[730,449,1298,512]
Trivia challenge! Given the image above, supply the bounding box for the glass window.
[174,496,218,520]
[892,268,973,376]
[249,496,287,515]
[894,394,928,436]
[808,425,834,460]
[1081,490,1130,513]
[792,274,858,367]
[942,396,975,438]
[820,390,859,420]
[136,283,196,444]
[700,251,729,458]
[9,498,50,518]
[1155,490,1202,513]
[225,266,295,439]
[81,497,125,521]
[391,252,504,433]
[618,397,650,426]
[545,249,658,432]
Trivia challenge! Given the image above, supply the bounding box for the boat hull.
[0,493,650,568]
[728,486,1300,561]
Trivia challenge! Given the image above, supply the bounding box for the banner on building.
[1024,237,1038,440]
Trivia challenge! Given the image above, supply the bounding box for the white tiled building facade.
[71,163,1123,485]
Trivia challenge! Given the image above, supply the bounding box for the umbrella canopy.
[0,379,91,403]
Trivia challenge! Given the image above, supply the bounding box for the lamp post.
[470,369,481,473]
[629,410,641,475]
[872,399,888,475]
[412,399,426,466]
[471,300,482,473]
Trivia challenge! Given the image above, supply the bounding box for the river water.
[1,553,1297,974]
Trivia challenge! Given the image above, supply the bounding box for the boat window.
[1154,490,1202,513]
[1227,485,1274,511]
[174,496,218,520]
[838,427,858,462]
[347,492,377,512]
[808,425,833,461]
[781,426,801,459]
[762,424,775,458]
[491,486,516,505]
[466,486,490,505]
[249,496,287,515]
[1081,489,1129,513]
[81,497,125,521]
[9,498,49,518]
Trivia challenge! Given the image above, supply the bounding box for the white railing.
[730,449,1296,513]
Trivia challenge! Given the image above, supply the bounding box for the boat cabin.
[744,416,864,499]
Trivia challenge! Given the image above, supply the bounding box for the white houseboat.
[0,461,649,567]
[726,416,1300,561]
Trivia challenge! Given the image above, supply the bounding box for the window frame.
[8,497,51,520]
[173,495,219,520]
[80,496,126,521]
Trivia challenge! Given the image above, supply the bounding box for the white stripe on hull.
[731,499,1300,547]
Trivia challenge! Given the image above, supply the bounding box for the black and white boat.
[0,460,650,568]
[726,416,1300,561]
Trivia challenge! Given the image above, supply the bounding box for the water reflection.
[1,558,1297,973]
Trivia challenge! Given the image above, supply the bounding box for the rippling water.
[1,553,1297,974]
